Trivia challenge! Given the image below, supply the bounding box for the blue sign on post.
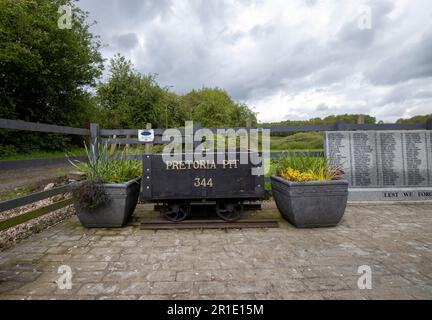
[138,129,154,142]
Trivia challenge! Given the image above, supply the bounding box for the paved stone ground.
[0,203,431,300]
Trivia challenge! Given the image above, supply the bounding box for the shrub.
[0,145,18,158]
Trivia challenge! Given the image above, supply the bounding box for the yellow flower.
[281,167,316,181]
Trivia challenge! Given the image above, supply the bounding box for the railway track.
[140,218,278,229]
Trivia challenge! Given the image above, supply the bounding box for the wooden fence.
[0,185,73,231]
[0,116,431,231]
[0,118,92,231]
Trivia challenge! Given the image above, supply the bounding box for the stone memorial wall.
[325,130,432,201]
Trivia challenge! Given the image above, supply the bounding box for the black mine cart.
[140,151,266,222]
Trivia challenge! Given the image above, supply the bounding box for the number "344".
[193,177,213,187]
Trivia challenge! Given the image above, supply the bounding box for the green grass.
[0,147,86,161]
[0,132,323,161]
[0,185,32,202]
[269,132,324,151]
[120,132,324,154]
[0,175,69,203]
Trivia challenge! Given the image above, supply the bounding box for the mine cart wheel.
[162,202,191,222]
[215,201,244,222]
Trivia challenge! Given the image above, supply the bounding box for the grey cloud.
[79,0,172,39]
[226,39,339,100]
[367,30,432,85]
[250,24,276,38]
[112,33,139,51]
[415,90,432,99]
[335,0,394,48]
[303,0,318,6]
[336,22,375,48]
[77,0,432,122]
[190,0,231,29]
[315,103,329,111]
[378,79,432,105]
[115,0,172,19]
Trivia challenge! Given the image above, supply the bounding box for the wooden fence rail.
[2,117,431,147]
[0,184,73,213]
[96,121,431,145]
[0,183,75,231]
[0,118,90,136]
[0,199,73,232]
[120,151,324,160]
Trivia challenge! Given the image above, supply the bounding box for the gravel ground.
[0,164,76,251]
[0,203,74,251]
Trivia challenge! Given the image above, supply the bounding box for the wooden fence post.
[426,117,432,130]
[110,135,117,153]
[125,135,131,153]
[334,120,347,131]
[145,123,152,154]
[90,123,99,160]
[246,118,252,150]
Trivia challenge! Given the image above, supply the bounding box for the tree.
[181,88,257,128]
[0,0,103,124]
[96,55,186,129]
[97,57,256,130]
[261,114,376,127]
[396,114,432,124]
[261,114,376,137]
[0,0,104,152]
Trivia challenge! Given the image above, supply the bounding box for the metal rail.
[141,219,279,229]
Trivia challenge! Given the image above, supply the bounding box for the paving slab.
[0,203,431,300]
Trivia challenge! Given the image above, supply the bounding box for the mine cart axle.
[159,201,245,222]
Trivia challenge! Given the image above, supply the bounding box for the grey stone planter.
[271,176,348,228]
[74,178,141,228]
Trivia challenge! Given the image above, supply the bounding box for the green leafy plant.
[69,143,142,183]
[0,0,103,152]
[275,156,344,182]
[69,142,141,211]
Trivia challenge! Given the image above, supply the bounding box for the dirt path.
[0,163,75,193]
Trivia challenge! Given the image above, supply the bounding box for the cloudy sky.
[78,0,432,123]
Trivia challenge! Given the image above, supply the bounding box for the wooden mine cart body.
[140,151,265,221]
